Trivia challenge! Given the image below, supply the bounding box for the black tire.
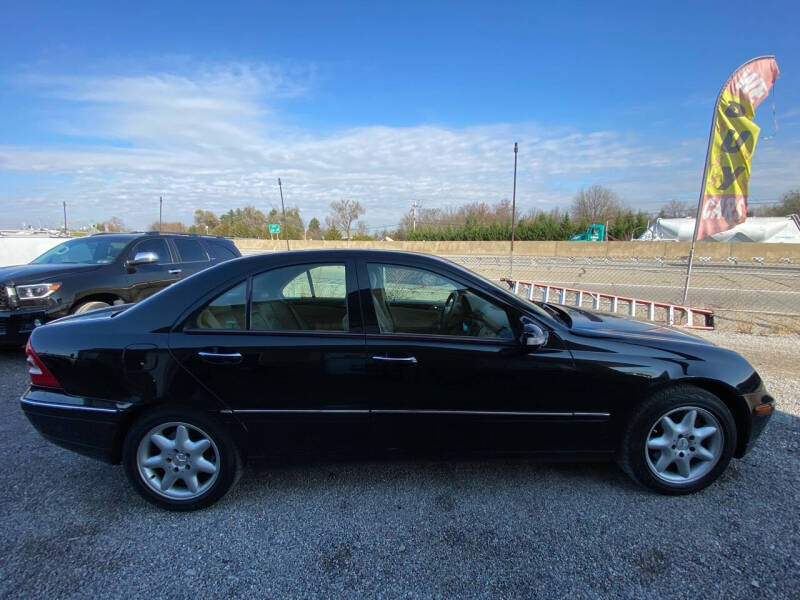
[73,300,111,314]
[619,385,736,495]
[122,407,242,511]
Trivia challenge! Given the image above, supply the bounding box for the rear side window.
[251,264,348,331]
[131,238,171,264]
[174,239,208,263]
[189,281,247,329]
[205,240,238,260]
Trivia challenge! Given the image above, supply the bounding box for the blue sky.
[1,0,798,230]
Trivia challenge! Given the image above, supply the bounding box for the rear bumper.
[20,387,131,464]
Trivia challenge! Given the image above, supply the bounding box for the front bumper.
[20,387,132,464]
[0,307,48,345]
[739,388,776,457]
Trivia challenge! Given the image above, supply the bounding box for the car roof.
[90,231,233,241]
[235,248,455,263]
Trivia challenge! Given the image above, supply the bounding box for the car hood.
[0,263,102,284]
[557,305,713,346]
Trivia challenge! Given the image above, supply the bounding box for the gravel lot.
[1,331,798,599]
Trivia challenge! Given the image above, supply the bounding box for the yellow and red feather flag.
[696,57,779,240]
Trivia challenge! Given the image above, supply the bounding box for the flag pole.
[681,55,774,305]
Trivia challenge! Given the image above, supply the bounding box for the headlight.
[15,283,61,300]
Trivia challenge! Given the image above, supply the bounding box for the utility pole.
[411,199,420,233]
[509,142,518,277]
[62,201,67,235]
[159,196,163,232]
[278,178,290,251]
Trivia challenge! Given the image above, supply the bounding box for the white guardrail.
[502,277,715,330]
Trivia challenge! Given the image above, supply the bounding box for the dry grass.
[716,312,800,336]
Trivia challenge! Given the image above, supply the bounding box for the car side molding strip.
[20,397,119,413]
[372,409,610,418]
[219,408,369,414]
[218,408,610,418]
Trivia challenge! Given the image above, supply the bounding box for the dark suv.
[0,232,240,345]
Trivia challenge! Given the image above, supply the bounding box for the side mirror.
[126,252,158,270]
[520,322,548,349]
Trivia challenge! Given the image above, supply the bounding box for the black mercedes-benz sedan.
[20,250,775,510]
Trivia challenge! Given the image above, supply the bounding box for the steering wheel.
[439,290,462,332]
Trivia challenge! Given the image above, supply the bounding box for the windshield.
[31,237,129,265]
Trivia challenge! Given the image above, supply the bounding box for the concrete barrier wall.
[233,239,800,262]
[0,237,66,267]
[4,236,797,268]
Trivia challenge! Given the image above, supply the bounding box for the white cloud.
[1,62,798,230]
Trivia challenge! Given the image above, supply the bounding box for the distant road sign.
[269,224,280,234]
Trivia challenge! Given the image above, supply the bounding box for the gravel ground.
[1,331,798,599]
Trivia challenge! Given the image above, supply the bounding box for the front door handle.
[372,355,418,364]
[169,269,182,275]
[198,351,243,365]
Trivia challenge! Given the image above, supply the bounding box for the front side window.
[131,238,171,264]
[174,238,208,263]
[189,281,247,329]
[251,264,348,331]
[367,263,513,339]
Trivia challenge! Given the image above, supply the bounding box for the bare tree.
[104,217,127,232]
[659,200,693,218]
[326,199,365,239]
[570,185,622,223]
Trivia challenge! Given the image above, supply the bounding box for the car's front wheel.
[73,300,110,314]
[619,386,736,494]
[122,408,242,510]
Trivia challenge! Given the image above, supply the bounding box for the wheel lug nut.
[679,452,684,457]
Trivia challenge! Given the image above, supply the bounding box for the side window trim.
[244,275,253,331]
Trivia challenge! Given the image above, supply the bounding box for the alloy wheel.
[136,421,220,500]
[644,406,724,484]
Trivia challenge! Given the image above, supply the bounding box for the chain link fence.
[446,254,800,333]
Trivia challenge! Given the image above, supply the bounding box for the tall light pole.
[62,201,67,235]
[159,196,163,232]
[278,178,290,251]
[509,142,518,277]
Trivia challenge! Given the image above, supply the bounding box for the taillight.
[25,339,61,388]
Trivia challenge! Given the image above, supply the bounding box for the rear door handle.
[169,269,182,275]
[372,355,418,364]
[198,351,243,364]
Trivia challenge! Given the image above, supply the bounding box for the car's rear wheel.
[619,385,736,494]
[73,300,110,314]
[122,408,242,511]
